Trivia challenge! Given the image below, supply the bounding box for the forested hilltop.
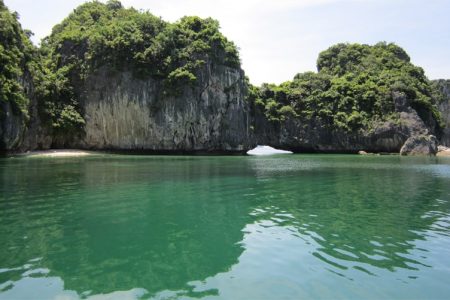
[38,0,240,140]
[250,43,448,154]
[1,0,449,154]
[251,43,442,132]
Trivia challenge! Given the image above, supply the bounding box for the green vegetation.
[1,0,447,147]
[0,0,37,117]
[250,42,443,132]
[35,0,240,135]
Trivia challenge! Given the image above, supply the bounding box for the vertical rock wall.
[433,80,450,146]
[78,61,252,152]
[0,101,24,150]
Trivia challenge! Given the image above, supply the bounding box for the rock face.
[0,76,48,152]
[2,67,446,155]
[0,76,51,152]
[400,135,438,156]
[0,101,24,150]
[72,60,251,152]
[1,74,445,155]
[251,92,434,153]
[433,79,450,146]
[0,0,51,153]
[19,94,52,152]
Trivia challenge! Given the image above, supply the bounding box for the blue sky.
[5,0,450,85]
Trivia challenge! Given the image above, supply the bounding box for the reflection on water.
[1,155,450,299]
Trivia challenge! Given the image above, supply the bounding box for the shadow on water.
[0,155,450,299]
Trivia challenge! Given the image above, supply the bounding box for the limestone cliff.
[432,79,450,146]
[248,43,443,154]
[0,76,51,152]
[27,2,252,153]
[251,92,433,153]
[0,101,24,150]
[0,0,30,151]
[74,61,251,152]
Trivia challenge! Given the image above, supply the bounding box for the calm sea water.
[1,154,450,300]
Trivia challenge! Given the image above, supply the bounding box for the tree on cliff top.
[251,42,443,133]
[37,0,241,136]
[0,0,36,116]
[41,0,240,77]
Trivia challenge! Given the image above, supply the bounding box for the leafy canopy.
[37,0,241,135]
[41,0,239,77]
[251,42,443,132]
[0,0,37,116]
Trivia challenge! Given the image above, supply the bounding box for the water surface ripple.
[1,154,450,299]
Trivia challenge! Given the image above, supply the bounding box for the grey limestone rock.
[73,60,252,152]
[0,101,24,150]
[251,91,433,153]
[400,135,438,156]
[433,80,450,146]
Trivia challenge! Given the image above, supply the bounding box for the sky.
[4,0,450,85]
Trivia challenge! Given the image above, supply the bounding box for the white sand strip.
[24,150,94,157]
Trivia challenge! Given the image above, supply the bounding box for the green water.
[1,154,450,299]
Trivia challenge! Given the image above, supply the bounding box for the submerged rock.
[400,135,438,156]
[247,145,293,156]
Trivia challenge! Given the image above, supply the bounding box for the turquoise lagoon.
[1,154,450,299]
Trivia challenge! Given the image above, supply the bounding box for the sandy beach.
[23,149,95,157]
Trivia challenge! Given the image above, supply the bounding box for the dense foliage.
[0,0,36,117]
[1,0,447,145]
[36,0,240,135]
[251,42,443,132]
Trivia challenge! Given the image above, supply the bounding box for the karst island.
[1,0,450,299]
